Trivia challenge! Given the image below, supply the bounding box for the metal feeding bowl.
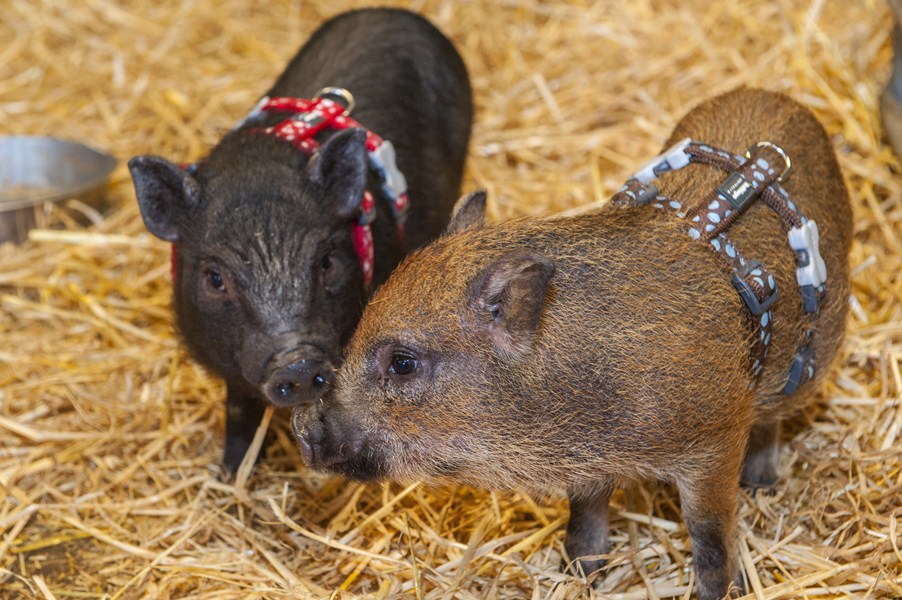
[0,136,117,244]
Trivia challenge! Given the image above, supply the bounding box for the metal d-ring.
[746,141,792,182]
[316,87,355,115]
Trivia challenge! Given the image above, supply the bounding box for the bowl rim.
[0,135,118,211]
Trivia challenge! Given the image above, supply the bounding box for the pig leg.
[223,387,266,475]
[564,487,611,578]
[676,467,743,600]
[740,420,780,490]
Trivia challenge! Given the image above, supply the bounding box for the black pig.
[129,8,472,472]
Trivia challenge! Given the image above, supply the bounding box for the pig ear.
[128,155,201,243]
[469,251,555,359]
[445,191,487,235]
[305,128,368,220]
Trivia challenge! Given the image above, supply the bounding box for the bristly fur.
[129,8,472,473]
[294,88,851,600]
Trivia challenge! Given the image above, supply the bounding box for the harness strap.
[612,138,827,392]
[237,89,410,289]
[649,195,776,380]
[685,143,787,241]
[686,142,825,393]
[174,89,407,291]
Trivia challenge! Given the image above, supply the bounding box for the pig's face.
[293,193,559,490]
[130,129,370,407]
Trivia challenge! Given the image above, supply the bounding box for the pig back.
[654,88,851,417]
[407,213,761,482]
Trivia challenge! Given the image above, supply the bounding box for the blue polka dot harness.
[612,138,827,394]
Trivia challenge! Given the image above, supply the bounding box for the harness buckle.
[732,259,780,316]
[316,87,355,115]
[788,220,827,288]
[799,284,817,314]
[369,140,408,207]
[633,137,692,184]
[783,346,815,395]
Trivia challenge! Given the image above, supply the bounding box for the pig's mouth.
[318,448,387,482]
[291,406,387,481]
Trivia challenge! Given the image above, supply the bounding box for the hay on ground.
[0,0,900,598]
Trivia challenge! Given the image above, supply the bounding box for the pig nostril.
[276,381,296,398]
[265,357,333,407]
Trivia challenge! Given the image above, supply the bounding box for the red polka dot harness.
[243,88,409,288]
[177,87,409,290]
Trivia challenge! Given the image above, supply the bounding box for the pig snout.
[261,344,335,408]
[291,405,381,478]
[292,409,359,467]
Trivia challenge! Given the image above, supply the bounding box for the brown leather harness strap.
[612,139,826,393]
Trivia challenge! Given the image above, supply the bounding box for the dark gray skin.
[128,8,472,473]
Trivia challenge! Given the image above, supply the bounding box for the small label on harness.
[717,172,756,210]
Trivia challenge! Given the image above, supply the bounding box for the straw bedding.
[0,0,899,597]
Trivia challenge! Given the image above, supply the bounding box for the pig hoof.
[222,440,266,478]
[695,578,744,600]
[563,556,607,580]
[740,458,778,492]
[741,479,778,495]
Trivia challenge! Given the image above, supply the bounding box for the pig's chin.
[319,450,388,482]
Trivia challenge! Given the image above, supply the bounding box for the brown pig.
[292,88,851,600]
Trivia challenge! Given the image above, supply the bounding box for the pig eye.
[388,353,418,376]
[207,270,226,291]
[204,269,228,293]
[487,301,502,320]
[320,250,346,289]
